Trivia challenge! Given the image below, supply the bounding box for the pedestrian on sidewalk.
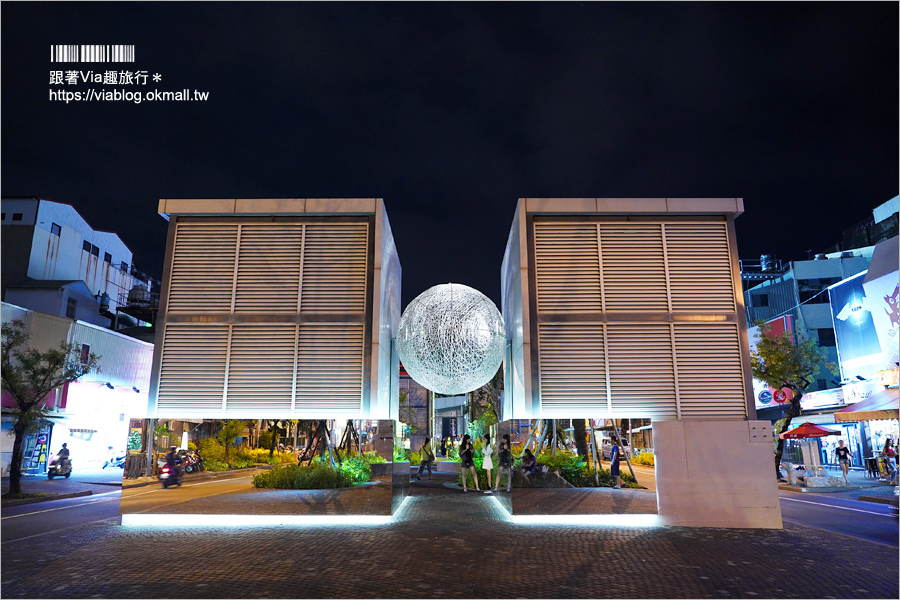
[610,436,624,489]
[440,437,447,458]
[414,437,435,480]
[460,434,480,492]
[495,433,513,492]
[835,439,852,485]
[882,439,897,480]
[482,434,494,494]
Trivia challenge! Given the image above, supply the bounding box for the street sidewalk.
[777,466,898,503]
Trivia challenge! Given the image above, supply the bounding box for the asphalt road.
[779,492,898,546]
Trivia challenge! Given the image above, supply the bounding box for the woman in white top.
[482,434,494,494]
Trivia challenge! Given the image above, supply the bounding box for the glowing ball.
[396,283,507,396]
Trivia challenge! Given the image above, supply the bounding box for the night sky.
[2,2,897,308]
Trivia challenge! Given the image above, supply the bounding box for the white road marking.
[780,496,895,517]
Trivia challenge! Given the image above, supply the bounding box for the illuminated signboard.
[829,272,885,381]
[749,316,796,410]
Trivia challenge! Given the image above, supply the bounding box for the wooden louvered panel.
[225,325,296,414]
[157,324,229,414]
[295,323,364,416]
[674,323,747,420]
[537,323,608,416]
[301,224,368,313]
[599,225,669,312]
[168,224,237,313]
[534,223,602,313]
[665,224,736,313]
[234,225,303,314]
[606,324,678,419]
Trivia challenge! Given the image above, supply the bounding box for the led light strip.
[509,513,663,527]
[121,514,393,527]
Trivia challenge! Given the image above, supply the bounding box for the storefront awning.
[833,387,899,422]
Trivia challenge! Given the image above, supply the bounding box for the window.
[66,298,77,319]
[754,294,769,307]
[104,252,112,264]
[1,213,5,220]
[816,379,827,390]
[12,213,23,221]
[80,344,91,364]
[120,261,128,272]
[83,240,92,252]
[818,328,836,346]
[91,244,99,257]
[51,223,61,236]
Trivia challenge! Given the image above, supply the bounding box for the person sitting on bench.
[520,449,537,486]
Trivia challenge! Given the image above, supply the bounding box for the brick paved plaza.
[2,474,897,599]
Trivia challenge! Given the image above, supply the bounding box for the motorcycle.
[48,456,72,479]
[183,450,204,474]
[102,450,127,469]
[159,462,184,488]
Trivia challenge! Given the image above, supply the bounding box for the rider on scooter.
[165,446,183,484]
[57,443,71,469]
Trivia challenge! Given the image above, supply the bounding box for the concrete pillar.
[653,420,782,528]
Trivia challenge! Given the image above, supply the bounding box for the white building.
[1,302,153,474]
[1,197,143,327]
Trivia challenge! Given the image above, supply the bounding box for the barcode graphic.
[50,45,134,63]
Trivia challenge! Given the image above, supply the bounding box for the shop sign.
[878,368,899,387]
[842,379,883,405]
[799,388,844,410]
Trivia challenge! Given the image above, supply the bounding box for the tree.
[1,320,99,495]
[217,420,247,459]
[471,366,503,423]
[750,320,836,480]
[573,419,589,458]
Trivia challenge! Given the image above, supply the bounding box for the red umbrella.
[779,422,841,439]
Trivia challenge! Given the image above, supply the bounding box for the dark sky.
[2,2,897,309]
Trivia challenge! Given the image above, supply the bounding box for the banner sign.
[829,272,885,381]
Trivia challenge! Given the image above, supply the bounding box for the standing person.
[610,436,624,489]
[481,434,494,494]
[460,434,481,492]
[882,439,897,479]
[835,439,852,485]
[495,434,513,492]
[440,437,447,458]
[414,437,435,480]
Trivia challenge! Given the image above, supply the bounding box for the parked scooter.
[47,456,72,479]
[183,450,204,474]
[103,450,127,469]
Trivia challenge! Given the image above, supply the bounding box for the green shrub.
[632,451,655,466]
[204,459,228,471]
[198,437,225,462]
[339,455,372,483]
[252,463,354,489]
[362,451,386,464]
[393,445,410,462]
[257,431,274,450]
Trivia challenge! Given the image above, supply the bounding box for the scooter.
[159,463,184,488]
[47,456,72,479]
[183,451,204,474]
[102,451,127,469]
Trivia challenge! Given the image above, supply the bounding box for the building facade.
[1,197,145,328]
[1,301,153,474]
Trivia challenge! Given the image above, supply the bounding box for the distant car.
[599,439,631,461]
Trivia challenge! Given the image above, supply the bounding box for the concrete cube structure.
[501,198,782,528]
[146,199,400,420]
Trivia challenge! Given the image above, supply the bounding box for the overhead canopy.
[779,422,841,439]
[833,387,899,423]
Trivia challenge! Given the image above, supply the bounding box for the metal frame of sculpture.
[396,283,507,396]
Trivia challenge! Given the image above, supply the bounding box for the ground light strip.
[121,513,393,527]
[120,496,414,528]
[489,496,663,527]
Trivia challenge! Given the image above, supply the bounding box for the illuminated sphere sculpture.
[396,283,506,396]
